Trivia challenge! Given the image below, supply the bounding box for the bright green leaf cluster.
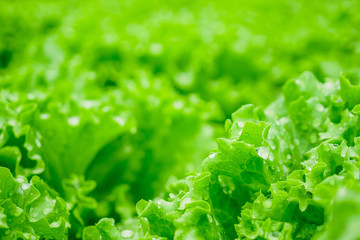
[0,167,69,239]
[129,72,360,239]
[1,0,360,239]
[0,70,221,239]
[1,0,360,115]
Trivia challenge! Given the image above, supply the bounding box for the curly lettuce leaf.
[0,167,70,239]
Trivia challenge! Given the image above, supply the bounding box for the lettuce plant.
[1,69,360,239]
[0,75,221,239]
[1,0,360,239]
[1,0,360,116]
[81,72,360,239]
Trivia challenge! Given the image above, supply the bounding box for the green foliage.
[130,72,360,239]
[1,0,360,239]
[0,167,69,239]
[1,0,360,115]
[0,75,219,238]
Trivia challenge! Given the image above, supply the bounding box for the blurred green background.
[1,0,360,237]
[2,0,359,115]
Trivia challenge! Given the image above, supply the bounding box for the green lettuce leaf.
[0,167,70,239]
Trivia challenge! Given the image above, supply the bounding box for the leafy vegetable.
[1,0,360,239]
[0,167,70,239]
[127,72,360,239]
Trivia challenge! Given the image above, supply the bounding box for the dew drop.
[35,138,41,148]
[173,100,184,110]
[40,114,50,120]
[209,153,216,159]
[258,147,270,159]
[67,116,80,126]
[50,221,60,228]
[22,183,31,190]
[263,199,272,208]
[121,230,134,238]
[114,116,125,126]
